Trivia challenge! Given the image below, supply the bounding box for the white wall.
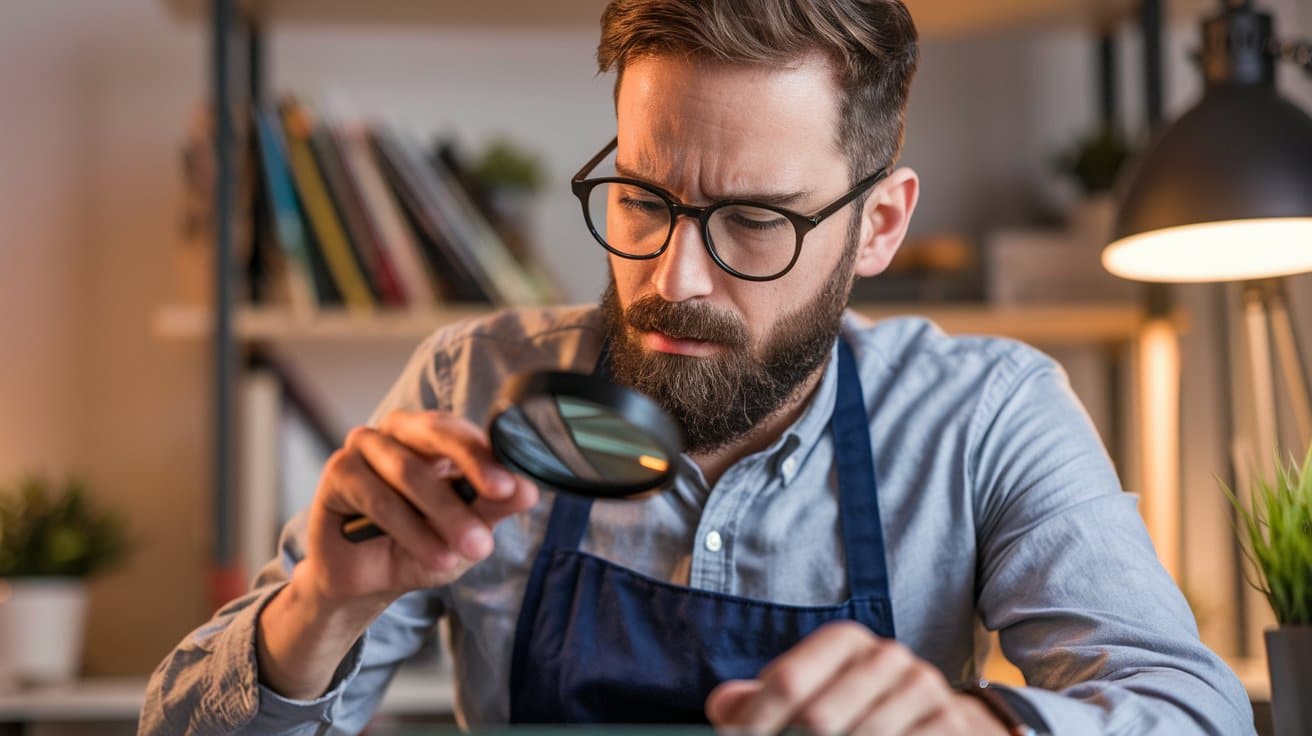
[0,4,88,481]
[4,0,1308,674]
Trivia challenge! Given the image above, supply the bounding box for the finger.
[850,662,952,736]
[733,621,880,733]
[706,679,763,725]
[374,423,541,535]
[787,641,914,735]
[323,449,458,569]
[468,474,540,526]
[380,410,517,500]
[898,699,977,736]
[349,427,495,560]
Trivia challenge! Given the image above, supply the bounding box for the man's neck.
[688,355,831,489]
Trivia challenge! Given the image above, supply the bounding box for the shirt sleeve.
[969,350,1254,736]
[140,331,453,735]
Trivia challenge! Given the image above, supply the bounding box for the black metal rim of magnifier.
[493,370,683,499]
[341,370,684,543]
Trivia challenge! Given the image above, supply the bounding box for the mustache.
[624,294,749,349]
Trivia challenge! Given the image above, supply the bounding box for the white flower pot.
[0,578,88,686]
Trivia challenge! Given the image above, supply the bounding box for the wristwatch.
[956,679,1051,736]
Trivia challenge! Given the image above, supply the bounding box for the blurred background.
[1,0,1310,732]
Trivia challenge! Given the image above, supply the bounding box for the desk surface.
[0,657,1271,723]
[0,667,454,722]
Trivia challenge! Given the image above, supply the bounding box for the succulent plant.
[0,474,131,578]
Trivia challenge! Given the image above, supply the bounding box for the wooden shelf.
[851,303,1148,345]
[161,0,1210,37]
[153,304,495,342]
[152,302,1150,346]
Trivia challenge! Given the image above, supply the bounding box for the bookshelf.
[152,0,1192,723]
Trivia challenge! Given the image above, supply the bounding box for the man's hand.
[257,408,539,700]
[705,621,1009,735]
[298,409,540,608]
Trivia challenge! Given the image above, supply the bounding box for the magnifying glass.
[341,370,684,543]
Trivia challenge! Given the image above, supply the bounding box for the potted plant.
[469,136,562,302]
[0,474,130,687]
[1051,125,1136,248]
[1220,447,1312,735]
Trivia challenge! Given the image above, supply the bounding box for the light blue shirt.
[141,306,1253,735]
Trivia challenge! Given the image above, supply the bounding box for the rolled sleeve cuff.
[995,684,1117,736]
[206,582,369,731]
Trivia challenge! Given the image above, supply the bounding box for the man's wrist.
[955,680,1048,736]
[255,574,387,700]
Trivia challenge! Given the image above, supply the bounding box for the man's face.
[602,52,863,453]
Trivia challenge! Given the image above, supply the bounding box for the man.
[143,1,1254,734]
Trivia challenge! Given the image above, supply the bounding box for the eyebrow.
[614,160,811,208]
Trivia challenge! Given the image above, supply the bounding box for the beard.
[600,233,859,455]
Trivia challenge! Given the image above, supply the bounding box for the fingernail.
[489,468,515,497]
[460,529,492,558]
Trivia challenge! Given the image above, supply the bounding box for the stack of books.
[247,97,554,312]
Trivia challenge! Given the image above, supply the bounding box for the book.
[336,122,441,308]
[310,125,405,307]
[252,104,317,312]
[279,98,376,312]
[378,126,541,305]
[239,364,280,579]
[372,127,494,303]
[421,146,547,306]
[435,142,564,304]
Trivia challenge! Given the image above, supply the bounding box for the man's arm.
[139,513,443,735]
[972,354,1253,736]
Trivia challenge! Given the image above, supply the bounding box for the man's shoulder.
[841,311,1058,384]
[423,303,605,369]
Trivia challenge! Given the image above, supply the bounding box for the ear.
[853,167,919,278]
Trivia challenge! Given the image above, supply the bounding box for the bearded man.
[144,1,1251,734]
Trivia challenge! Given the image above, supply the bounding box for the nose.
[651,214,717,303]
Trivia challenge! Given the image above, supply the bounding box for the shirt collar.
[769,339,841,486]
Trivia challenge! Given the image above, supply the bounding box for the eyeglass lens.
[586,181,797,279]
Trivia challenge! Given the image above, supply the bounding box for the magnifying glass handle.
[340,477,478,543]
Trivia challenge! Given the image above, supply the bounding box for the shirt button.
[705,530,723,552]
[781,456,797,477]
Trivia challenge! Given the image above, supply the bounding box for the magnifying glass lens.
[492,395,671,489]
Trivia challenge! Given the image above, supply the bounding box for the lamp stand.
[1228,278,1312,657]
[1240,279,1312,454]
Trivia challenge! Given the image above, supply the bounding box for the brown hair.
[597,0,919,184]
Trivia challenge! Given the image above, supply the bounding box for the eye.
[726,210,787,231]
[618,195,666,214]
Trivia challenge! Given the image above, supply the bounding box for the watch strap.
[957,679,1051,736]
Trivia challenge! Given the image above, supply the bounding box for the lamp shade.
[1104,84,1312,283]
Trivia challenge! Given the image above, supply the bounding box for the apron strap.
[538,335,893,602]
[831,339,892,601]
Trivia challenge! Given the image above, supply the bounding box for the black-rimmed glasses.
[571,137,889,281]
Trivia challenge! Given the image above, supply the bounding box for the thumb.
[705,679,763,725]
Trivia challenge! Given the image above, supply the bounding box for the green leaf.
[0,473,132,579]
[1221,445,1312,626]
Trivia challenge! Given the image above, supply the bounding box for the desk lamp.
[1104,0,1312,455]
[1102,2,1312,712]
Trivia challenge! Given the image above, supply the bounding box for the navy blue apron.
[508,338,894,723]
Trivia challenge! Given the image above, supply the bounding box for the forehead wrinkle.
[616,152,813,207]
